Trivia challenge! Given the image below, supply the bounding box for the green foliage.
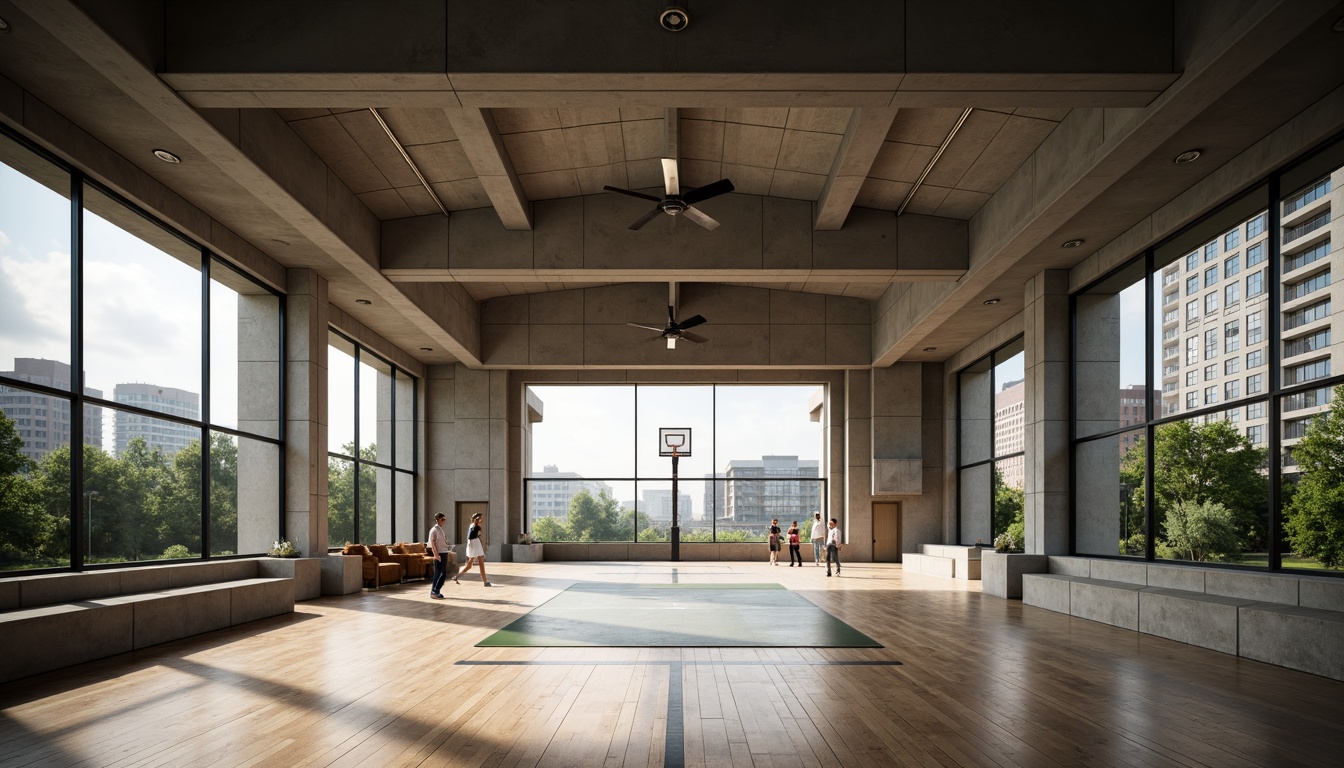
[1152,419,1269,550]
[1156,500,1240,562]
[161,544,192,559]
[1283,385,1344,568]
[327,441,376,546]
[0,413,245,569]
[991,468,1025,551]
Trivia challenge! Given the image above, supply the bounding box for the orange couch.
[343,543,401,589]
[393,541,450,580]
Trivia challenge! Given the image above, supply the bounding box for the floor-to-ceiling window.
[955,338,1025,547]
[326,330,417,548]
[524,384,825,542]
[1072,133,1344,574]
[0,128,284,572]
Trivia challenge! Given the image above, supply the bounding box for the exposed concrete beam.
[381,199,968,286]
[815,108,898,231]
[8,0,482,365]
[444,108,533,230]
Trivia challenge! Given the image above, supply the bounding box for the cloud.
[0,237,72,362]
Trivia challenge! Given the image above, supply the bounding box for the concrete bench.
[0,577,293,683]
[1021,559,1344,682]
[902,545,982,580]
[902,552,956,578]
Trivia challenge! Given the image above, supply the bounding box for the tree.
[1283,385,1344,568]
[992,468,1024,538]
[1156,499,1240,562]
[0,411,53,566]
[1150,419,1269,551]
[328,442,376,545]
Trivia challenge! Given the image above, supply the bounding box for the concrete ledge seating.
[1023,557,1344,681]
[0,559,301,684]
[902,545,982,580]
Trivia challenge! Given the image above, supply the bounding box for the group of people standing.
[768,512,842,576]
[427,511,492,598]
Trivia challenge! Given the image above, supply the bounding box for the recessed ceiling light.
[1062,239,1085,249]
[0,16,12,33]
[152,149,181,164]
[983,298,1001,306]
[355,299,372,305]
[420,347,433,352]
[922,347,937,352]
[1174,149,1202,165]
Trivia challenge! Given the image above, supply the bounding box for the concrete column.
[1024,270,1071,555]
[376,370,394,544]
[424,364,513,560]
[283,269,328,556]
[843,369,872,562]
[958,360,992,545]
[393,373,416,542]
[871,363,922,494]
[1074,289,1123,555]
[236,292,282,555]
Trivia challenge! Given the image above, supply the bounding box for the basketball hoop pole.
[670,447,680,562]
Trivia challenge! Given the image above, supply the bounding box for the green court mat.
[477,583,882,648]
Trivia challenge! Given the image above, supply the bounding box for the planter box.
[982,551,1048,599]
[512,543,544,563]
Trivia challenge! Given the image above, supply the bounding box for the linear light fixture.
[369,108,450,218]
[896,107,972,217]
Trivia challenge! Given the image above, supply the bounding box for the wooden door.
[872,502,901,562]
[456,502,488,548]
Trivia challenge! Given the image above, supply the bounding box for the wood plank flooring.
[2,562,1343,767]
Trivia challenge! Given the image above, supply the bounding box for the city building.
[718,456,820,524]
[634,489,693,523]
[993,378,1025,489]
[528,464,613,521]
[112,383,200,457]
[0,358,103,463]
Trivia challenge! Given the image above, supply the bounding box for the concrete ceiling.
[1,0,1342,370]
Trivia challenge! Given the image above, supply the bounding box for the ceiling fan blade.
[681,206,720,231]
[627,323,665,332]
[603,185,662,203]
[628,207,663,231]
[681,331,709,344]
[661,158,680,196]
[682,178,734,205]
[677,315,707,330]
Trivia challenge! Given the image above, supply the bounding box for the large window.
[1072,134,1344,573]
[956,338,1025,546]
[0,128,284,572]
[524,384,824,543]
[326,331,417,548]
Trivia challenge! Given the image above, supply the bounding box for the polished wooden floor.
[2,561,1343,767]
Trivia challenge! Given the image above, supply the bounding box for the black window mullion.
[201,251,212,559]
[70,172,85,572]
[1267,173,1283,571]
[352,346,361,544]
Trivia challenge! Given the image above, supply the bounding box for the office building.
[0,358,103,463]
[112,383,200,457]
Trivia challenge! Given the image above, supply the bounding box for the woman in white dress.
[454,512,492,587]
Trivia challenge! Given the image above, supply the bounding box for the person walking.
[454,512,492,586]
[787,522,803,566]
[427,512,451,598]
[767,518,782,565]
[825,518,843,577]
[810,512,826,566]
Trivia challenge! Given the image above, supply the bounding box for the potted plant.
[268,539,300,558]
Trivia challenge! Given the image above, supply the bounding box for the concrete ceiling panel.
[921,109,1008,188]
[562,123,626,168]
[720,164,775,197]
[771,292,828,325]
[724,108,790,128]
[619,107,663,121]
[769,170,828,200]
[575,163,630,196]
[870,142,937,183]
[501,129,572,175]
[934,189,992,220]
[855,177,914,210]
[518,169,582,200]
[681,120,726,161]
[530,290,586,325]
[955,115,1059,194]
[786,108,854,135]
[901,185,952,217]
[682,108,726,121]
[557,107,622,127]
[722,124,785,168]
[380,108,458,145]
[771,324,828,365]
[777,130,844,175]
[442,178,492,210]
[334,110,421,188]
[1014,107,1071,122]
[762,198,814,271]
[394,185,441,217]
[287,115,391,194]
[492,108,561,134]
[678,160,726,191]
[620,119,665,161]
[404,141,475,184]
[886,108,967,145]
[624,158,665,190]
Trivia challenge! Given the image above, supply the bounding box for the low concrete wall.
[321,554,363,595]
[259,557,322,600]
[1023,558,1344,681]
[539,542,769,561]
[982,552,1047,599]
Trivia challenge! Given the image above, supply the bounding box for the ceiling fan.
[603,158,734,231]
[628,302,708,350]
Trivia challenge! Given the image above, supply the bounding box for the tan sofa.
[393,541,450,580]
[343,544,401,589]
